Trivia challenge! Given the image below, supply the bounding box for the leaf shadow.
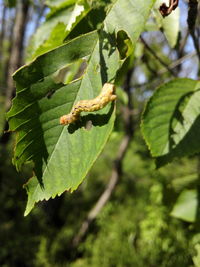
[168,91,194,152]
[156,114,200,168]
[156,91,200,167]
[98,29,117,84]
[14,82,67,188]
[67,102,115,134]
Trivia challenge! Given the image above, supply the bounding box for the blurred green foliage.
[1,127,199,266]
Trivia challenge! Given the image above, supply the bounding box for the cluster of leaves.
[7,0,156,214]
[6,0,200,219]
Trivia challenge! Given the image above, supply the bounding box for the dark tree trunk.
[0,5,7,92]
[0,5,6,62]
[0,0,30,145]
[5,0,30,111]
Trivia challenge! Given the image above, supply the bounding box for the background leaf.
[170,189,198,222]
[142,78,200,163]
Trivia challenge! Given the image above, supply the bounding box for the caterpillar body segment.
[60,83,116,125]
[60,113,79,125]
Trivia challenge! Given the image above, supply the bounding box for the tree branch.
[158,51,196,75]
[132,51,196,89]
[0,0,30,145]
[140,36,177,77]
[5,0,29,111]
[187,0,200,63]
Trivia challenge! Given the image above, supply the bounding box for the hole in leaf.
[84,120,93,131]
[116,30,132,59]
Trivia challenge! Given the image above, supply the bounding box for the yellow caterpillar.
[60,83,116,125]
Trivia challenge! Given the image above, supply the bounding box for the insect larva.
[60,83,116,125]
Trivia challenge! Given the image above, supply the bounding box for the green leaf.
[157,88,200,167]
[11,30,119,216]
[170,189,198,222]
[170,89,200,153]
[8,0,156,215]
[9,31,116,215]
[142,78,200,161]
[104,0,155,46]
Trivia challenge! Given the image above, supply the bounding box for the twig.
[187,0,200,63]
[72,70,134,247]
[72,136,131,247]
[133,51,196,89]
[140,36,177,77]
[158,51,196,75]
[159,0,179,17]
[179,31,189,56]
